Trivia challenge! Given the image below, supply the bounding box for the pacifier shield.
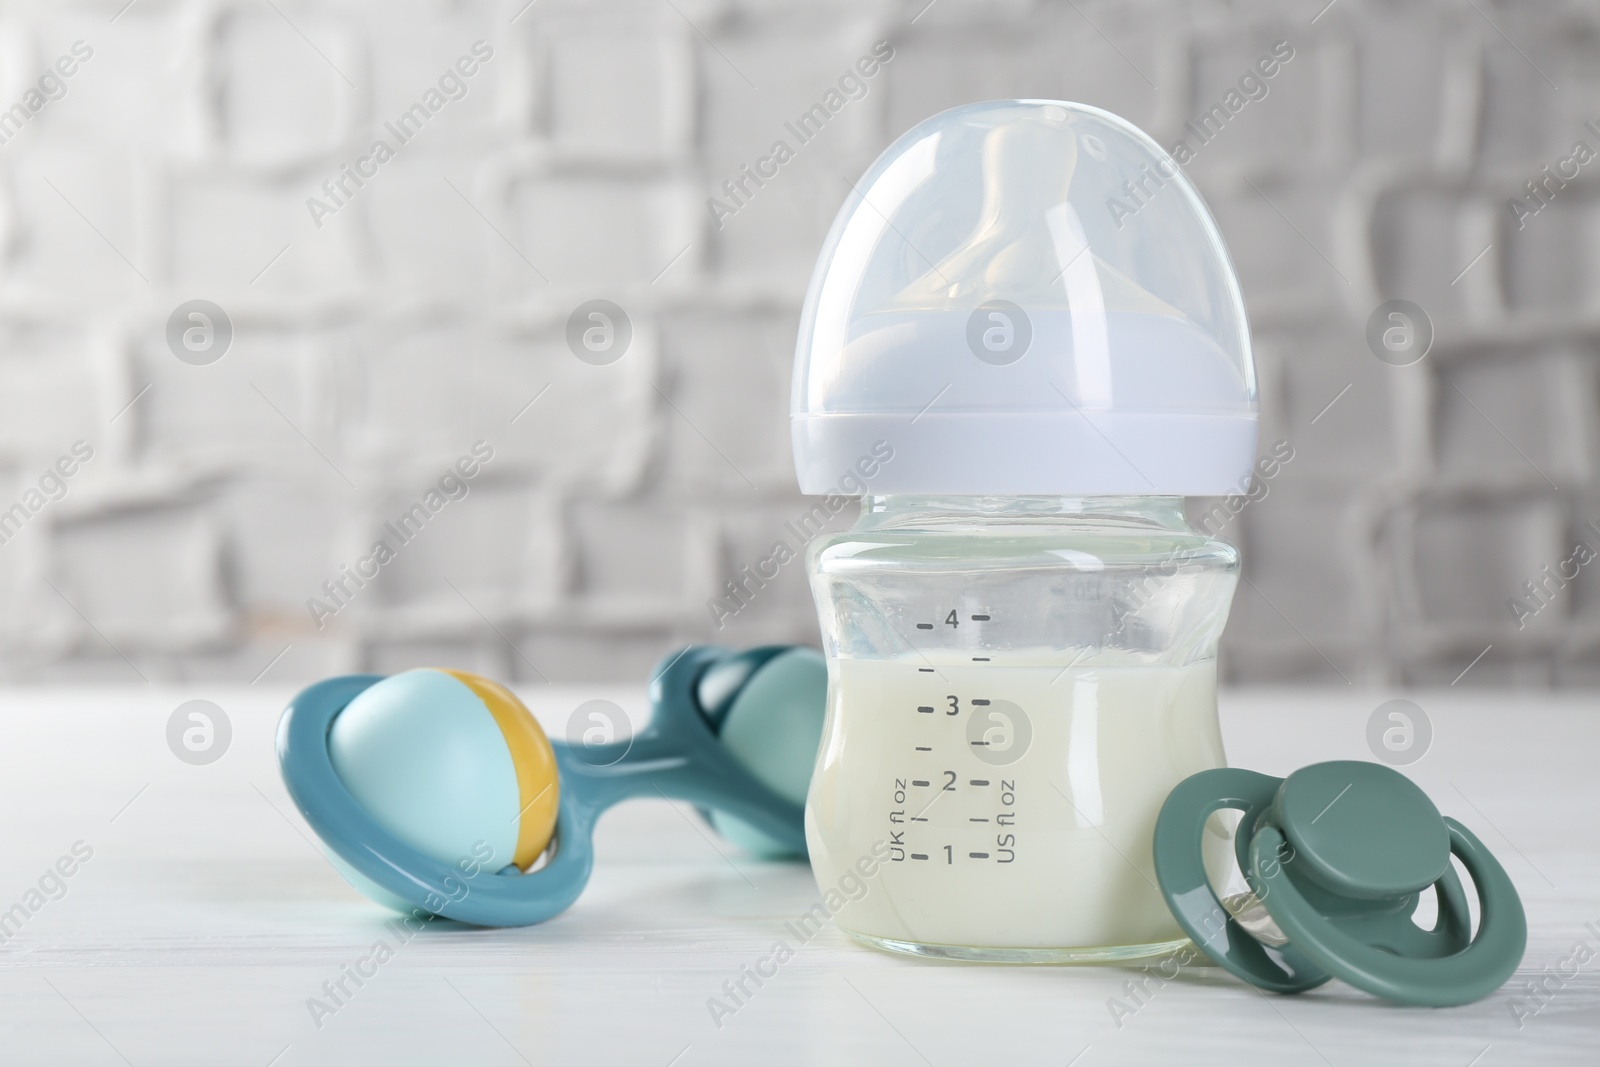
[1151,767,1332,993]
[1274,761,1449,899]
[1156,760,1526,1005]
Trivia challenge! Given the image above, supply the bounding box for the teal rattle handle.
[551,645,810,857]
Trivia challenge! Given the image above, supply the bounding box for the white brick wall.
[0,0,1595,686]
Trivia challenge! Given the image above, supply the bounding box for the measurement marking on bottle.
[970,740,990,746]
[969,852,990,859]
[918,668,934,673]
[917,706,934,714]
[972,657,990,662]
[971,614,990,621]
[916,623,933,630]
[911,780,930,787]
[911,853,928,860]
[916,746,932,752]
[911,816,928,822]
[969,817,989,822]
[972,698,991,706]
[970,779,990,786]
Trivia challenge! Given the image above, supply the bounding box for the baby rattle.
[277,644,825,926]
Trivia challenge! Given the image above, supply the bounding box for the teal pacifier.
[1154,760,1526,1006]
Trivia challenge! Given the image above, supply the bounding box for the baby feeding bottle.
[793,101,1258,962]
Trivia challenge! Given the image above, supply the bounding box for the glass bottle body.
[804,495,1238,962]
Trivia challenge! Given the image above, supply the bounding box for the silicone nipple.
[889,108,1179,319]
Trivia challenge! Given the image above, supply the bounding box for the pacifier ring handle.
[1152,767,1332,994]
[278,675,594,927]
[1247,819,1527,1007]
[1338,864,1475,960]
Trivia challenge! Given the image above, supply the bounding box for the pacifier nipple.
[1220,890,1289,947]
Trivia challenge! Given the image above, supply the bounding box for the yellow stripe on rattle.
[442,670,560,870]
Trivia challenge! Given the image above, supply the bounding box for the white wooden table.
[0,685,1595,1066]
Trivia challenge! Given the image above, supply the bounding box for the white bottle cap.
[791,100,1258,496]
